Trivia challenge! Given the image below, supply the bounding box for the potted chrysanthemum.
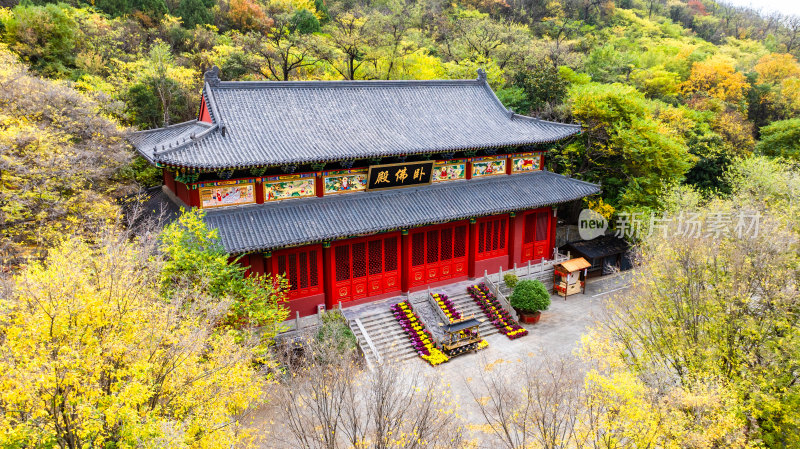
[509,279,551,324]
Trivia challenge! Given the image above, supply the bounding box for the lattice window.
[535,212,549,242]
[335,245,350,282]
[287,254,298,291]
[489,220,498,251]
[308,250,318,287]
[368,239,383,275]
[384,237,398,271]
[440,227,453,261]
[454,226,467,258]
[478,217,508,258]
[352,242,367,278]
[524,213,536,244]
[478,222,486,253]
[412,233,425,266]
[499,219,506,249]
[427,230,439,264]
[298,252,308,289]
[276,255,287,278]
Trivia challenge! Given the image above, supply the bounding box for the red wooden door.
[475,215,508,261]
[273,245,323,300]
[409,222,468,288]
[522,210,551,262]
[331,234,400,303]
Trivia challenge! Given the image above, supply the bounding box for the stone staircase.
[348,259,566,368]
[445,292,499,338]
[349,308,418,368]
[349,291,501,368]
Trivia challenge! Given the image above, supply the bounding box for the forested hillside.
[1,1,799,447]
[1,0,799,249]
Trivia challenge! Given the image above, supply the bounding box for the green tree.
[557,82,696,209]
[291,8,321,33]
[314,7,378,79]
[1,3,79,76]
[159,209,289,343]
[124,43,196,127]
[512,61,569,114]
[175,0,213,28]
[756,118,800,160]
[237,15,317,81]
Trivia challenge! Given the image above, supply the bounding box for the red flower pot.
[518,311,541,324]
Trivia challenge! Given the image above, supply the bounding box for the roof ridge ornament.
[204,66,221,87]
[476,68,487,81]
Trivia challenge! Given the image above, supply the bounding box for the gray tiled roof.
[131,69,581,169]
[203,171,599,254]
[565,235,629,259]
[129,120,212,150]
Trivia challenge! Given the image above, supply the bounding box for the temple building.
[130,67,600,317]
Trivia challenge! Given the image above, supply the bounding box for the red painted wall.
[175,180,191,206]
[475,254,510,278]
[163,170,177,195]
[199,97,212,123]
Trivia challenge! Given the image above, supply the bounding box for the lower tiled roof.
[203,171,600,254]
[565,235,629,259]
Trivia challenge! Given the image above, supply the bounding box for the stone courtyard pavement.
[253,272,634,448]
[414,271,635,443]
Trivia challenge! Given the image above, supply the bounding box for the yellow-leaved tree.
[681,57,749,104]
[0,232,268,449]
[581,156,800,447]
[0,44,135,264]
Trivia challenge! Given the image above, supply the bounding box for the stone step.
[450,293,503,337]
[348,287,518,366]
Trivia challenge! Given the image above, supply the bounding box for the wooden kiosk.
[440,317,483,357]
[553,258,591,299]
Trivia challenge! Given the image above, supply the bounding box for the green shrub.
[509,279,551,313]
[316,310,357,353]
[503,272,519,289]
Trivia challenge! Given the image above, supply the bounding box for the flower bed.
[391,301,449,366]
[431,292,461,323]
[468,283,528,340]
[432,291,490,353]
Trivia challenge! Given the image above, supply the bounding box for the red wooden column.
[264,251,272,275]
[467,218,478,279]
[255,179,265,204]
[322,241,333,310]
[550,207,558,259]
[400,229,410,293]
[315,173,324,197]
[507,211,517,267]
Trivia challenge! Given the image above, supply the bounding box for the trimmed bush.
[509,280,551,313]
[503,272,519,289]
